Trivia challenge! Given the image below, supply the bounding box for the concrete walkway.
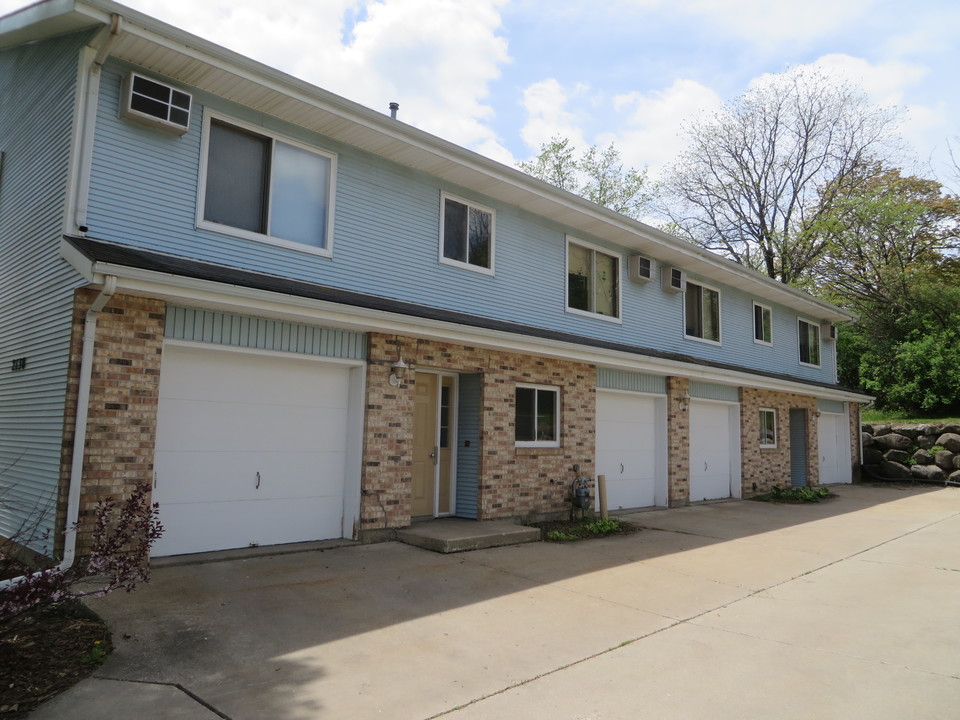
[31,484,960,719]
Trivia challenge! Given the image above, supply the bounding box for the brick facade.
[739,388,819,495]
[360,333,595,537]
[58,290,165,555]
[666,376,691,506]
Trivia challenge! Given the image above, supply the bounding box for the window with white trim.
[515,384,560,447]
[684,281,720,342]
[440,194,494,272]
[759,408,777,448]
[753,302,772,345]
[798,318,821,366]
[566,239,620,320]
[199,115,335,253]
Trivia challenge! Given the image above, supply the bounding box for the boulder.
[911,464,945,481]
[935,433,960,453]
[941,424,960,435]
[871,433,913,451]
[916,435,936,450]
[911,449,934,465]
[861,432,874,447]
[877,460,912,479]
[935,450,956,472]
[950,469,960,483]
[893,425,921,440]
[863,447,884,465]
[871,424,892,437]
[955,454,960,470]
[885,449,911,464]
[861,424,875,435]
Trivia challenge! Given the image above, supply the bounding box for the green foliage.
[860,409,960,424]
[545,530,579,542]
[759,485,831,503]
[518,136,651,219]
[582,517,621,535]
[538,516,635,542]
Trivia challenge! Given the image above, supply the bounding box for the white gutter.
[0,276,117,591]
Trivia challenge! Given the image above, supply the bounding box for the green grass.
[861,409,960,425]
[755,485,832,503]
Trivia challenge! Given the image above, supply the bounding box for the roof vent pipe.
[389,102,399,119]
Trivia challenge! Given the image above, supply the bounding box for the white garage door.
[818,411,852,484]
[151,344,351,557]
[689,400,737,502]
[596,391,665,510]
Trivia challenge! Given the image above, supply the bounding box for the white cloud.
[518,79,590,155]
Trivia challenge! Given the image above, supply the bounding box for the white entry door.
[689,400,736,501]
[818,410,851,484]
[152,344,352,556]
[596,391,665,510]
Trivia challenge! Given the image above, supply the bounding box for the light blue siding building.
[0,0,867,561]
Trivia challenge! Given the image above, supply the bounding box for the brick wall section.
[849,402,862,482]
[666,377,690,506]
[57,290,165,556]
[361,333,595,534]
[739,388,819,495]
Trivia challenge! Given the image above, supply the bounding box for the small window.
[685,281,720,342]
[199,116,335,253]
[754,302,772,345]
[515,385,559,447]
[441,194,494,272]
[759,408,777,448]
[567,239,621,320]
[799,318,821,366]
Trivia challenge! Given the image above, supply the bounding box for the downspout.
[0,276,117,591]
[60,275,118,571]
[73,13,122,233]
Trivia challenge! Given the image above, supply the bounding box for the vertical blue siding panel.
[455,374,481,518]
[0,32,88,553]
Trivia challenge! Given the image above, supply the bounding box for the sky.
[2,0,958,186]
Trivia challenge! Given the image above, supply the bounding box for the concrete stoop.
[397,518,541,553]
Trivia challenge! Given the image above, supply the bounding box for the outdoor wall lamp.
[678,392,691,411]
[389,356,409,387]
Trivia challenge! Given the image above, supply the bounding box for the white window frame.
[565,237,623,324]
[515,383,561,448]
[753,302,773,346]
[798,317,822,368]
[683,280,722,345]
[439,192,495,275]
[197,110,337,257]
[759,408,777,448]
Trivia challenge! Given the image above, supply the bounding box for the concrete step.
[397,518,541,553]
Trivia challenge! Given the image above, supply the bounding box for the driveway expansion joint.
[93,676,231,719]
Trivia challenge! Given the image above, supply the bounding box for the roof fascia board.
[65,251,868,402]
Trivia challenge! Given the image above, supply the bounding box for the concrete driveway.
[32,484,960,719]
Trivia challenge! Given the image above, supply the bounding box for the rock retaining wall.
[861,423,960,483]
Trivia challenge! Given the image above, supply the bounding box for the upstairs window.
[685,281,720,342]
[567,239,621,320]
[515,385,559,447]
[753,302,772,345]
[441,194,494,273]
[200,116,335,253]
[798,318,821,366]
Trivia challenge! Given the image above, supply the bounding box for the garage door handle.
[620,463,624,474]
[256,471,261,489]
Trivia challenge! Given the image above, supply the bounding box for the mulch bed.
[527,517,641,541]
[0,600,112,719]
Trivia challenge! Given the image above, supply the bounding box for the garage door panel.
[151,496,343,557]
[689,401,734,502]
[596,392,662,510]
[153,344,352,557]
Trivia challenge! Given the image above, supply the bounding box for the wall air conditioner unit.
[628,255,655,283]
[660,266,686,293]
[120,72,192,135]
[821,322,837,340]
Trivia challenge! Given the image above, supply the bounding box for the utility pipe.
[0,277,117,591]
[597,474,608,520]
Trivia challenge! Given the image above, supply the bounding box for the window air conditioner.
[661,266,686,293]
[120,73,192,135]
[629,255,655,283]
[821,322,837,340]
